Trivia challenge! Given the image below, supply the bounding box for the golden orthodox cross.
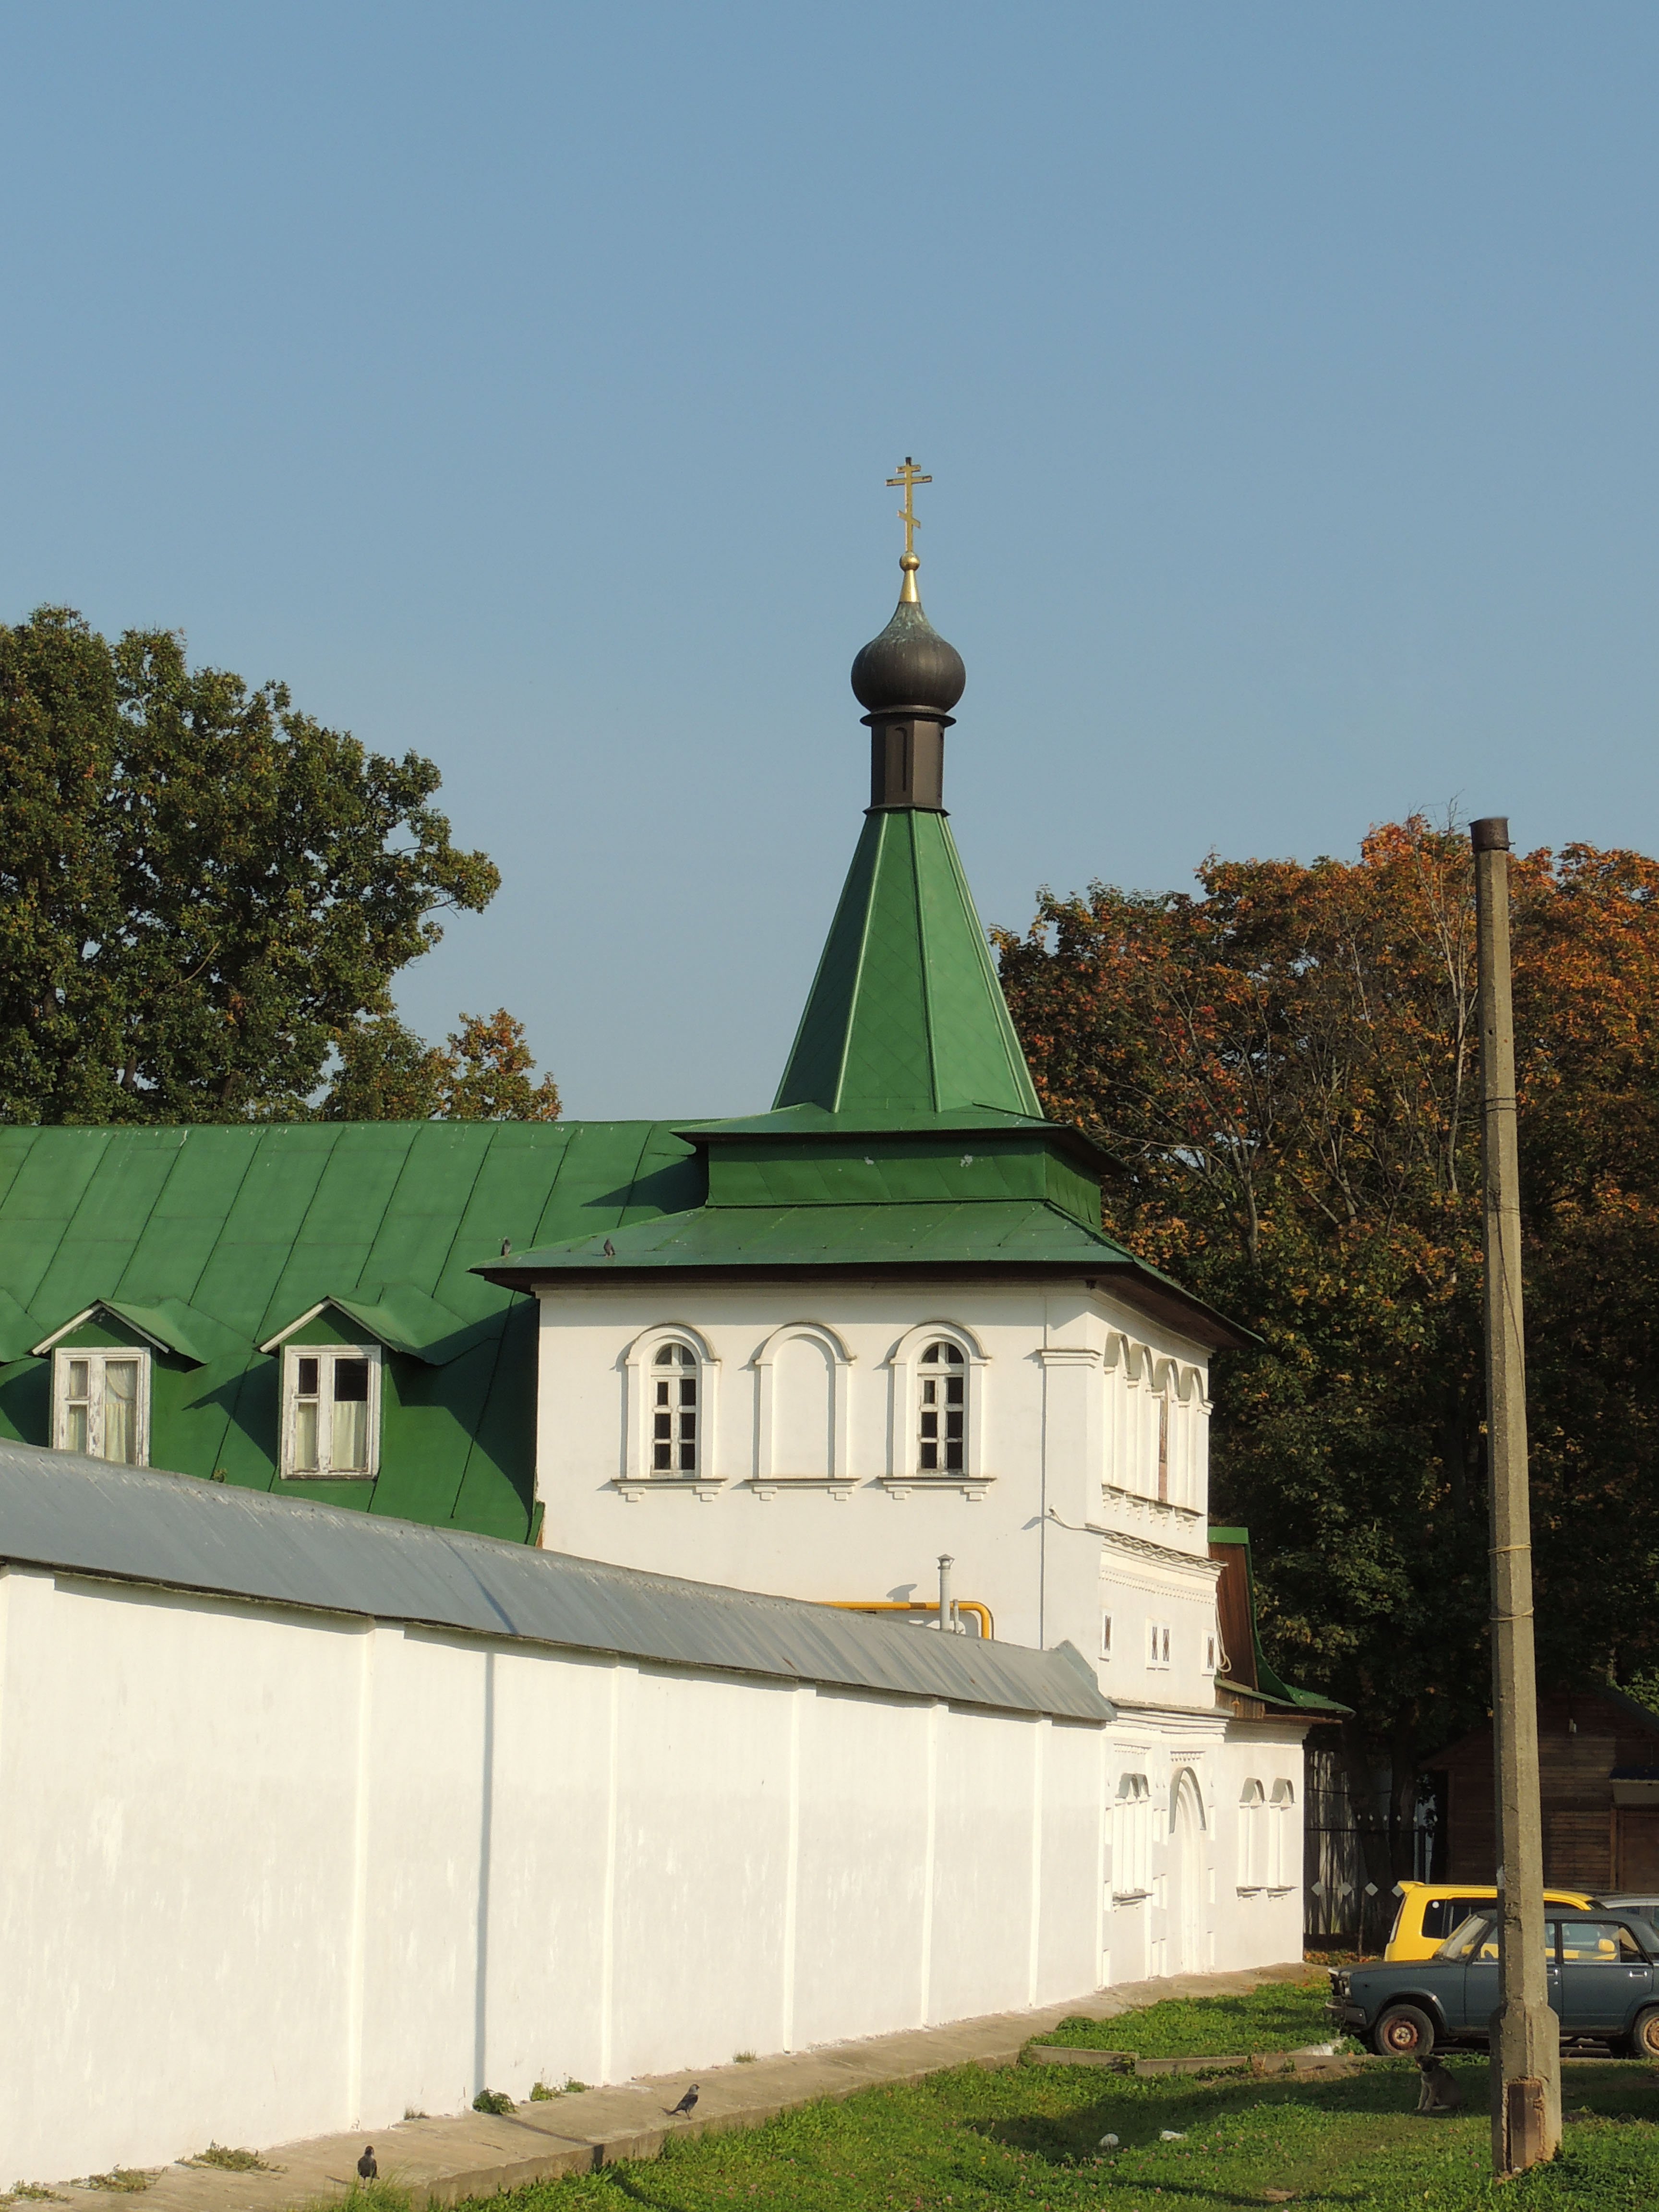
[886,457,931,559]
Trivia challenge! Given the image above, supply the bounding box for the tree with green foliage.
[996,818,1659,1881]
[0,606,502,1122]
[322,1008,561,1122]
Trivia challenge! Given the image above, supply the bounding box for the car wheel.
[1373,2003,1437,2058]
[1630,2006,1659,2060]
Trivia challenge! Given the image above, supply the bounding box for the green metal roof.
[0,1120,701,1538]
[774,807,1044,1120]
[484,1197,1249,1348]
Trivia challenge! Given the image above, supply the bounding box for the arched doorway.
[1170,1768,1208,1972]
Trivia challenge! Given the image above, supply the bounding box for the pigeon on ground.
[603,1238,616,1258]
[666,2085,699,2117]
[357,2147,377,2181]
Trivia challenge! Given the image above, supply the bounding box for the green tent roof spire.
[775,529,1042,1121]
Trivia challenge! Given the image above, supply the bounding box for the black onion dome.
[851,583,967,715]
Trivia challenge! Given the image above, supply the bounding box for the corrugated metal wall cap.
[0,1443,1113,1725]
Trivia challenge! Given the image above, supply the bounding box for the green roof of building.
[774,807,1043,1120]
[482,1192,1246,1346]
[0,1119,702,1538]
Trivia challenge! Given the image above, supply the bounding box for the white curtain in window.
[102,1359,139,1465]
[331,1358,371,1473]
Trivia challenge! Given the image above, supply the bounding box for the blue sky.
[4,3,1658,1117]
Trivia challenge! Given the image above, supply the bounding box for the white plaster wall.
[533,1278,1214,1671]
[790,1686,931,2047]
[1212,1722,1307,1973]
[0,1564,1149,2186]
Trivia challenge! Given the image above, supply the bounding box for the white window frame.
[752,1322,853,1483]
[887,1321,988,1486]
[1203,1631,1218,1674]
[278,1342,383,1481]
[1238,1777,1266,1891]
[51,1346,152,1466]
[1147,1620,1172,1669]
[622,1324,720,1484]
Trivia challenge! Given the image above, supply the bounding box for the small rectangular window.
[52,1347,151,1467]
[1100,1612,1113,1659]
[1148,1622,1171,1668]
[1204,1632,1217,1672]
[281,1345,381,1480]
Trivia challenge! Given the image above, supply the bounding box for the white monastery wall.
[0,1553,1295,2187]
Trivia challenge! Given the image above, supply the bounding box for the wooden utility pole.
[1471,816,1559,2175]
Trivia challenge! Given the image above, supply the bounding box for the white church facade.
[486,519,1323,1989]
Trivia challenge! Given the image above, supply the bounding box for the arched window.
[1238,1778,1266,1890]
[1269,1779,1296,1889]
[619,1326,721,1489]
[918,1341,966,1471]
[884,1324,987,1493]
[650,1342,699,1474]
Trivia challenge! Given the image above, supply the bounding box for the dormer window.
[918,1341,965,1472]
[279,1344,382,1480]
[652,1342,699,1474]
[52,1348,149,1466]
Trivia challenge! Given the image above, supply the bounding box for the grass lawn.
[1040,1973,1339,2055]
[481,2001,1659,2211]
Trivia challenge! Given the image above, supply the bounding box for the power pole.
[1471,816,1559,2174]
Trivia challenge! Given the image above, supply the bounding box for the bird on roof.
[603,1238,616,1258]
[666,2084,698,2117]
[357,2147,377,2180]
[500,1237,511,1257]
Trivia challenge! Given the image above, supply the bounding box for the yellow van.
[1385,1880,1594,1960]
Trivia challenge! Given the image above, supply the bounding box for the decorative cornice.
[1096,1524,1222,1576]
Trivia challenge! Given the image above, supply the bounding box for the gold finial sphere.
[900,553,919,572]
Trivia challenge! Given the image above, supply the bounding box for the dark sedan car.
[1329,1909,1659,2058]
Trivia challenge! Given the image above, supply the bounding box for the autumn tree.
[0,606,500,1122]
[996,820,1659,1876]
[321,1008,561,1122]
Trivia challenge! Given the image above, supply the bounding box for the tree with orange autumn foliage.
[996,818,1659,1878]
[322,1006,561,1121]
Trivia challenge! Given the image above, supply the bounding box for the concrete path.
[92,1960,1316,2212]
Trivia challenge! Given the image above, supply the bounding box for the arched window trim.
[1268,1778,1297,1891]
[620,1323,722,1491]
[1112,1770,1153,1899]
[1237,1776,1266,1892]
[883,1321,990,1495]
[1103,1338,1209,1509]
[752,1322,854,1488]
[1171,1765,1208,1830]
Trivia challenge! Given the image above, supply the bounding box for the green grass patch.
[182,2144,274,2172]
[493,2053,1659,2209]
[1041,1972,1337,2055]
